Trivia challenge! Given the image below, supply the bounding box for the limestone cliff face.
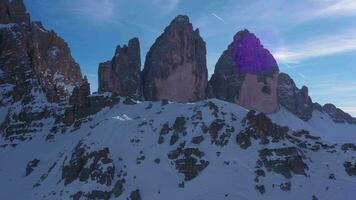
[210,30,279,113]
[0,0,84,103]
[0,0,30,25]
[142,15,208,102]
[98,38,141,99]
[30,22,84,102]
[277,73,314,121]
[237,73,278,114]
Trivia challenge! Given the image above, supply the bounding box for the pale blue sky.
[25,0,356,116]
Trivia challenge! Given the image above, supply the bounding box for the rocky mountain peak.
[98,37,141,99]
[0,0,30,25]
[0,0,84,104]
[277,72,314,121]
[142,15,208,102]
[233,30,279,74]
[167,15,190,28]
[210,29,279,114]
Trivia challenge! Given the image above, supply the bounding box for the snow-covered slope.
[1,98,355,200]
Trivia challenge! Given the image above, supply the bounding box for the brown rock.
[236,73,278,113]
[277,73,314,121]
[30,21,84,102]
[210,30,279,113]
[0,0,30,25]
[98,38,141,99]
[142,15,208,102]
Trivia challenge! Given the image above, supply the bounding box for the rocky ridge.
[1,1,356,199]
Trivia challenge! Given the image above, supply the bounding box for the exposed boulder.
[210,30,279,113]
[142,15,208,102]
[277,73,314,121]
[98,38,142,99]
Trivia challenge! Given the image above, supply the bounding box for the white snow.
[0,99,355,199]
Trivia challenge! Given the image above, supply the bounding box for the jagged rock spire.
[142,15,208,102]
[98,37,141,99]
[0,0,84,103]
[210,29,279,113]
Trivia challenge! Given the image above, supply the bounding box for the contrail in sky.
[212,13,225,23]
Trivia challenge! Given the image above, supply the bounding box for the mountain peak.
[233,30,279,74]
[171,15,190,23]
[142,14,208,102]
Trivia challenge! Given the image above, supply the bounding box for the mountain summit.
[142,15,208,102]
[210,30,279,113]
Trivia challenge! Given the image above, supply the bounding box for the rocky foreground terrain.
[1,0,356,199]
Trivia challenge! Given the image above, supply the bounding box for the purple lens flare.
[234,32,278,74]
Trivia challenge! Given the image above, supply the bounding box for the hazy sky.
[25,0,356,116]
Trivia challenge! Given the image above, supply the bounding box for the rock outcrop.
[98,38,141,99]
[277,73,314,121]
[210,30,279,113]
[0,0,84,103]
[322,103,356,124]
[30,22,84,102]
[142,15,208,102]
[0,0,30,25]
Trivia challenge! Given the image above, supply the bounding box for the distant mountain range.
[0,0,356,199]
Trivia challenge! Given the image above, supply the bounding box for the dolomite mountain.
[210,30,279,114]
[98,38,142,99]
[1,1,356,200]
[142,15,208,102]
[0,0,84,103]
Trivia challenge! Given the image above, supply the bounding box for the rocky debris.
[279,182,291,191]
[208,119,234,146]
[210,30,279,113]
[312,195,319,200]
[26,158,40,176]
[33,161,57,188]
[98,38,142,99]
[62,144,115,186]
[341,143,356,152]
[1,105,53,140]
[63,89,119,126]
[0,0,30,24]
[287,131,336,153]
[258,147,308,179]
[191,135,204,144]
[344,162,356,176]
[129,190,141,200]
[157,117,187,145]
[168,142,209,181]
[62,142,126,199]
[236,111,289,149]
[142,15,208,102]
[277,73,314,121]
[322,103,356,124]
[255,184,265,194]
